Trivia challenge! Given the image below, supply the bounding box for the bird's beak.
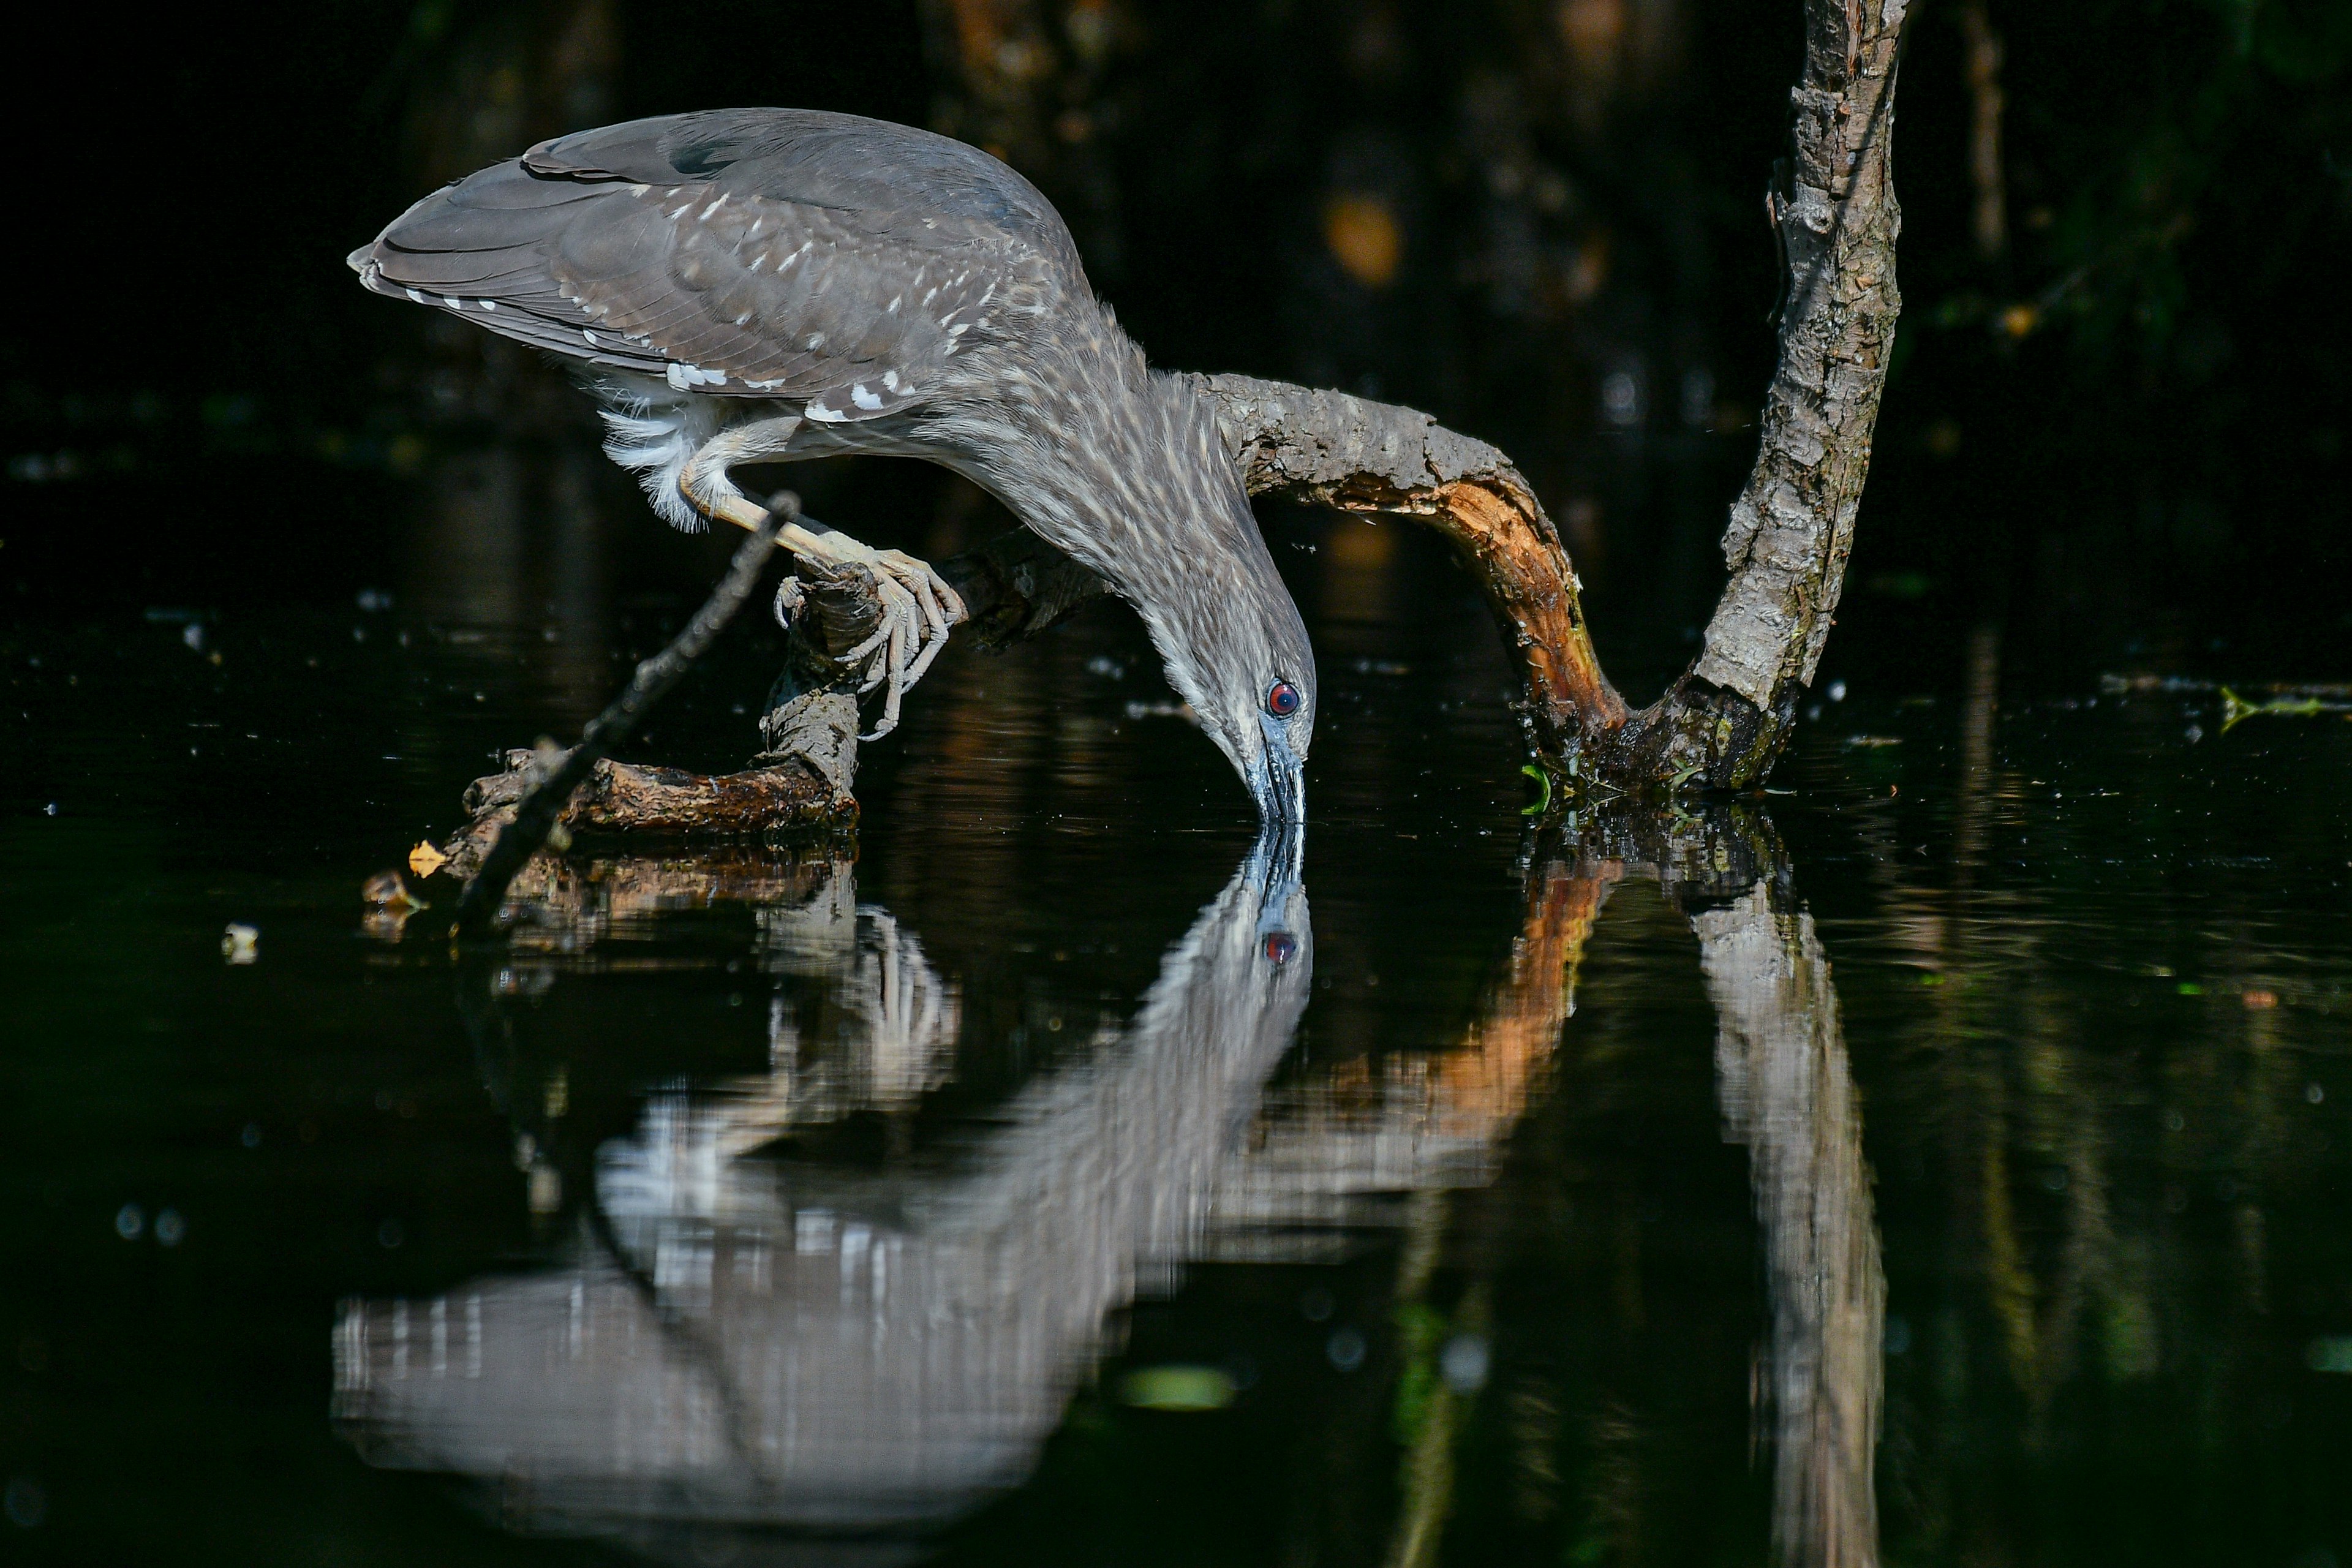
[1252,712,1306,826]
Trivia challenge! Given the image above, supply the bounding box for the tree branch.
[1186,372,1629,751]
[1189,0,1905,794]
[421,0,1903,849]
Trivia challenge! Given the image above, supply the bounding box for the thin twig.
[452,495,790,934]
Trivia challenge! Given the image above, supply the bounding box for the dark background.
[4,0,2346,692]
[3,9,2351,1564]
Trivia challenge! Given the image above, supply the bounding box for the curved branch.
[1185,372,1628,750]
[1185,0,1905,796]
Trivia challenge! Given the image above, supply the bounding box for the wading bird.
[351,108,1313,821]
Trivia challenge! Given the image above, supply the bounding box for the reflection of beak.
[1251,713,1307,826]
[1242,810,1308,970]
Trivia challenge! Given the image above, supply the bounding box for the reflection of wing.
[334,834,1311,1542]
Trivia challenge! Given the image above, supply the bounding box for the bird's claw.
[834,549,965,741]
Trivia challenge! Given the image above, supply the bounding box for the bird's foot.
[783,539,964,741]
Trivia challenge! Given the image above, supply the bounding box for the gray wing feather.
[350,109,1078,417]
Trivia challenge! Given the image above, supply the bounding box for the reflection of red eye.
[1264,932,1298,964]
[1265,680,1301,718]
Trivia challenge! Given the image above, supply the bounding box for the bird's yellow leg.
[677,431,963,739]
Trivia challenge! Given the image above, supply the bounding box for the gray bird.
[350,108,1314,821]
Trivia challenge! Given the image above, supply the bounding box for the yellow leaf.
[407,840,450,878]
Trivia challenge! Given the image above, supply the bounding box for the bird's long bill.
[1251,714,1307,826]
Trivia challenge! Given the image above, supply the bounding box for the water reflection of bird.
[335,831,1311,1551]
[350,108,1314,817]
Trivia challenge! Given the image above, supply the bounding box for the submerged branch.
[449,502,785,931]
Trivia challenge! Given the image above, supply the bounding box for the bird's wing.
[350,110,1079,421]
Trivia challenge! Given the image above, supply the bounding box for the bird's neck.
[941,314,1257,605]
[915,306,1294,747]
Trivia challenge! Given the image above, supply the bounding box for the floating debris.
[2220,686,2352,732]
[1119,1365,1236,1412]
[2103,673,2352,698]
[221,924,259,965]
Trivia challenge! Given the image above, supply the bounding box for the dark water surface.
[3,489,2350,1567]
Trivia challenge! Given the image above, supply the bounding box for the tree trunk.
[1183,0,1906,794]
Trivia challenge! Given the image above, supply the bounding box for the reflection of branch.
[1433,862,1619,1137]
[1699,884,1882,1568]
[1207,849,1619,1249]
[1568,804,1882,1567]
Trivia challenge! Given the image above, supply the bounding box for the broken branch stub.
[437,750,848,884]
[432,508,1136,867]
[450,503,790,929]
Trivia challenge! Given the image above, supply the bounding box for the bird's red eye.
[1264,932,1298,964]
[1265,680,1301,718]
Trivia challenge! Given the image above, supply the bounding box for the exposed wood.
[1188,372,1628,754]
[437,751,850,883]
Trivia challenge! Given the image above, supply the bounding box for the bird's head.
[987,351,1316,822]
[1140,525,1317,826]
